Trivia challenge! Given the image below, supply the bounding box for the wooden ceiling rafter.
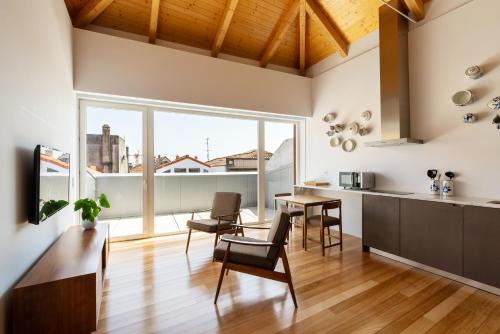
[211,0,240,57]
[148,0,161,44]
[401,0,425,21]
[73,0,115,28]
[66,0,431,74]
[260,0,300,68]
[305,0,348,58]
[299,0,306,75]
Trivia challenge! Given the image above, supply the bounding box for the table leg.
[304,204,308,251]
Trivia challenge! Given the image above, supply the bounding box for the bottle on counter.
[441,171,455,197]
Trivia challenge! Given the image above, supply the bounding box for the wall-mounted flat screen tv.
[30,145,70,224]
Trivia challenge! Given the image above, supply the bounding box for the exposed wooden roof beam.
[305,0,348,58]
[260,0,299,68]
[211,0,240,57]
[73,0,115,28]
[402,0,425,21]
[148,0,161,44]
[299,0,306,75]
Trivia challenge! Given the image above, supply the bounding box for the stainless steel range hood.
[366,0,423,147]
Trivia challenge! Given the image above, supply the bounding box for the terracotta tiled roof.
[206,149,272,167]
[40,154,69,169]
[157,155,211,169]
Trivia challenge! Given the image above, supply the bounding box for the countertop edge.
[294,185,500,209]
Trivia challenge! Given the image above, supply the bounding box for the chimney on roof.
[102,124,111,172]
[194,155,198,160]
[126,146,130,172]
[175,155,179,160]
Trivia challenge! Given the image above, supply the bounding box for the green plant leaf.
[99,193,111,208]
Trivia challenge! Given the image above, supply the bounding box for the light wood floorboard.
[95,225,500,334]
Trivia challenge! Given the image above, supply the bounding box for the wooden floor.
[96,225,500,334]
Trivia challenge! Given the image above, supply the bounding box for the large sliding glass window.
[81,100,301,241]
[153,111,258,234]
[82,103,146,240]
[264,122,296,220]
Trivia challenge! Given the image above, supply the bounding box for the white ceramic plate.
[347,122,359,135]
[465,65,483,79]
[342,139,356,152]
[452,90,473,106]
[330,137,342,147]
[323,112,336,123]
[361,111,372,122]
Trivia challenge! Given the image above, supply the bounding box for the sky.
[86,107,294,162]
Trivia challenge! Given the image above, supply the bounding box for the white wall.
[306,0,500,236]
[73,29,312,117]
[0,1,76,332]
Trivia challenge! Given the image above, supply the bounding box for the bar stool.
[307,200,342,256]
[274,192,304,240]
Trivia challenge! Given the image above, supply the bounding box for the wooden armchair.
[186,192,243,255]
[212,207,297,308]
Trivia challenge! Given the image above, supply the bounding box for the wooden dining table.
[275,194,340,251]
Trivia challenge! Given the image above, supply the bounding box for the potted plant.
[74,193,111,230]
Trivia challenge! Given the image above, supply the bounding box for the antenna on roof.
[205,137,211,161]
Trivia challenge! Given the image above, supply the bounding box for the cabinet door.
[362,194,400,255]
[464,206,500,288]
[400,199,463,275]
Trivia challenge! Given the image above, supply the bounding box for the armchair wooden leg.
[215,244,231,304]
[186,228,192,254]
[213,228,219,262]
[280,247,298,308]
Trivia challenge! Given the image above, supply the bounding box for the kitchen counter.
[294,184,500,209]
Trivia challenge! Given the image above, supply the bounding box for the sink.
[368,189,414,196]
[488,200,500,204]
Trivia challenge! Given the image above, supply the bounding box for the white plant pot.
[82,218,97,230]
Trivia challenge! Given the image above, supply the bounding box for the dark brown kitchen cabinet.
[464,206,500,288]
[400,199,463,275]
[362,194,400,255]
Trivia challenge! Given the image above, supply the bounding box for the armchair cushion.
[187,219,234,233]
[210,192,242,220]
[266,207,291,261]
[213,235,274,269]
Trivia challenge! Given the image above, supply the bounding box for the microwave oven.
[339,172,375,190]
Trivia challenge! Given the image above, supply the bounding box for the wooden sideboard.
[13,224,109,334]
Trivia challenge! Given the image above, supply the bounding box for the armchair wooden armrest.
[220,236,276,247]
[191,208,212,219]
[230,224,270,230]
[214,210,241,221]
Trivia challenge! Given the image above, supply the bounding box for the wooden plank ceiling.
[65,0,427,74]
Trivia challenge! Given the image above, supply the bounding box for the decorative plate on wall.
[452,90,474,106]
[465,65,483,79]
[330,137,342,147]
[323,112,337,123]
[359,127,369,136]
[361,111,372,122]
[487,97,500,110]
[342,139,356,152]
[347,122,359,135]
[331,124,345,133]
